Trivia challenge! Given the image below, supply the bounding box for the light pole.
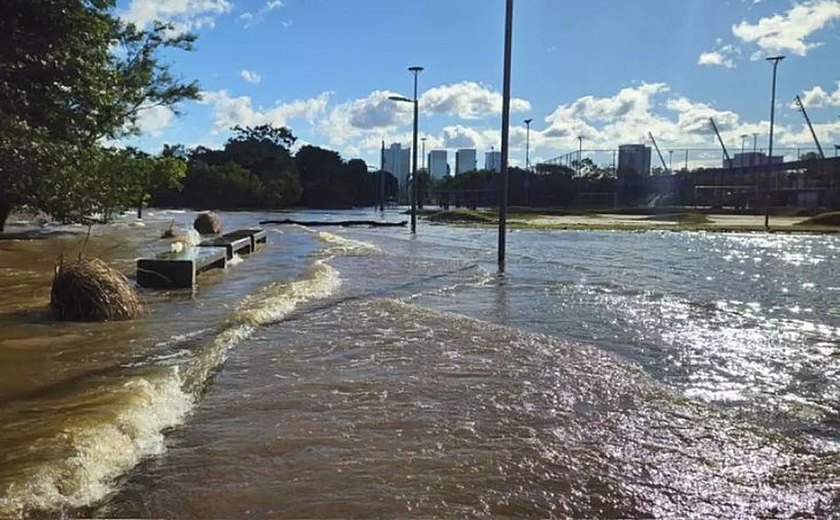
[577,135,583,175]
[765,55,785,230]
[668,150,673,173]
[740,134,749,166]
[421,137,427,170]
[388,65,423,234]
[524,118,532,206]
[497,0,513,272]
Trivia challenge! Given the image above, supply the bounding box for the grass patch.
[641,212,711,225]
[797,211,840,227]
[425,209,496,224]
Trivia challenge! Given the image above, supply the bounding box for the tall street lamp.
[524,118,532,206]
[388,65,423,234]
[765,55,785,230]
[497,0,514,272]
[740,134,749,166]
[577,135,584,175]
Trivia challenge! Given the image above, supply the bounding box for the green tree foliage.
[0,0,199,231]
[182,163,264,210]
[179,124,302,209]
[295,145,377,208]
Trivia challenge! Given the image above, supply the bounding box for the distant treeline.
[151,125,398,210]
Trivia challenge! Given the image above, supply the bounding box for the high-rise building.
[617,144,652,176]
[485,151,501,173]
[455,149,477,175]
[428,150,448,179]
[382,143,411,198]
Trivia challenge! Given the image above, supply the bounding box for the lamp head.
[524,118,533,125]
[765,55,785,62]
[388,95,412,103]
[408,66,424,73]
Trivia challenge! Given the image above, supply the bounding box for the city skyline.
[117,0,840,169]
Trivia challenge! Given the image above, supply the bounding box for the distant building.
[455,149,477,175]
[724,152,784,168]
[382,143,411,198]
[485,151,501,173]
[618,144,652,176]
[428,150,448,179]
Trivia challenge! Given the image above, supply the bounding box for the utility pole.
[497,0,513,272]
[765,55,785,230]
[379,140,386,212]
[524,118,532,206]
[577,135,583,175]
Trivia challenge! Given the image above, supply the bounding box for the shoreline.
[419,209,840,234]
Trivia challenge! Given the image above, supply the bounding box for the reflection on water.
[0,210,838,517]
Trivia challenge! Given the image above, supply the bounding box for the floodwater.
[0,209,838,518]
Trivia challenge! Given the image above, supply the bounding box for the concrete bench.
[136,247,227,289]
[222,229,267,251]
[198,235,252,259]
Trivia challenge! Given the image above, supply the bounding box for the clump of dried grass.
[194,211,221,235]
[50,257,142,321]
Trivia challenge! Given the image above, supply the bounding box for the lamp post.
[668,150,673,173]
[497,0,513,272]
[388,65,423,234]
[524,118,532,206]
[765,55,785,230]
[740,134,749,167]
[577,135,584,175]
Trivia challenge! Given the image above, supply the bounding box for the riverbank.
[420,209,840,233]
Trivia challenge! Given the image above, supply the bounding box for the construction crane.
[794,95,825,159]
[709,118,733,169]
[647,132,669,174]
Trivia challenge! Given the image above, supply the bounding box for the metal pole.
[497,0,513,272]
[765,55,784,230]
[421,137,427,170]
[379,140,385,212]
[668,150,673,173]
[409,66,423,234]
[684,149,688,171]
[752,133,759,166]
[577,135,583,175]
[524,118,532,206]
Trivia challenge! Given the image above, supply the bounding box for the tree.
[0,0,199,231]
[189,124,302,208]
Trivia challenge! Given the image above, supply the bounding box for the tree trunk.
[0,197,12,233]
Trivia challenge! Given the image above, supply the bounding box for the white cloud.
[666,97,741,135]
[732,0,840,57]
[697,44,739,68]
[419,81,531,119]
[121,0,233,31]
[132,106,176,135]
[798,82,840,107]
[441,125,498,149]
[239,69,262,84]
[239,0,285,27]
[200,90,331,132]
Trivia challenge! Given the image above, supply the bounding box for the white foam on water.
[0,367,193,517]
[316,231,381,254]
[0,231,353,517]
[227,254,244,267]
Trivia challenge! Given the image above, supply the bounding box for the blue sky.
[118,0,840,169]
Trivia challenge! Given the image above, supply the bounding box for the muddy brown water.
[0,209,838,518]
